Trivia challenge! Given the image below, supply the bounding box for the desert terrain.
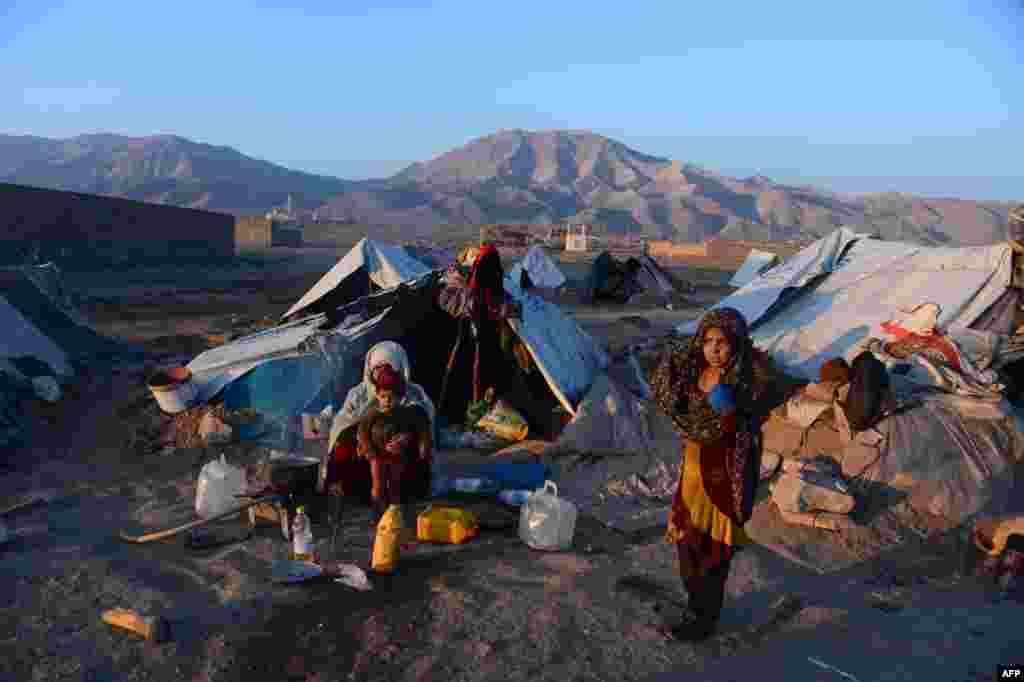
[0,244,1019,682]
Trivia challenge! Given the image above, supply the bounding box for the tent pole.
[438,317,467,418]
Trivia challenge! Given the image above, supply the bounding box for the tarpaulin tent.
[401,244,457,270]
[582,252,686,307]
[729,249,780,288]
[283,238,432,320]
[506,245,567,290]
[0,268,130,377]
[679,228,1020,381]
[679,228,1024,525]
[188,271,609,428]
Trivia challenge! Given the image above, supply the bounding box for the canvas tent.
[679,227,1021,381]
[283,238,433,320]
[729,249,780,288]
[676,227,1024,525]
[402,244,458,270]
[583,252,687,307]
[506,245,566,290]
[187,271,610,433]
[0,265,136,449]
[0,268,129,378]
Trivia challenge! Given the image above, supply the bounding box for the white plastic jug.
[195,454,245,518]
[519,480,577,551]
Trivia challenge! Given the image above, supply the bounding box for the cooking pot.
[250,456,321,496]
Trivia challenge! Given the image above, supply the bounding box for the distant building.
[235,216,303,252]
[0,183,234,266]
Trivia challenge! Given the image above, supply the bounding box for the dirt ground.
[1,247,1020,682]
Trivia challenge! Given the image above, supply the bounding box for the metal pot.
[268,457,321,496]
[248,456,320,497]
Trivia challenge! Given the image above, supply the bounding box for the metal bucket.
[147,367,198,414]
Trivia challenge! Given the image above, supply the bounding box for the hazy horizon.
[4,0,1022,202]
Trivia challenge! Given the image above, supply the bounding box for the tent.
[679,227,1020,382]
[676,228,1024,526]
[187,271,610,431]
[729,249,780,288]
[401,244,457,270]
[283,238,433,320]
[0,268,130,378]
[0,265,137,450]
[583,252,687,307]
[506,245,566,290]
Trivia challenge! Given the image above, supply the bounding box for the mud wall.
[235,216,303,252]
[0,183,234,265]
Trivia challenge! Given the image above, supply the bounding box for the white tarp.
[188,273,608,418]
[506,245,567,289]
[679,228,1014,381]
[506,287,609,413]
[0,296,72,377]
[284,238,432,319]
[729,249,779,287]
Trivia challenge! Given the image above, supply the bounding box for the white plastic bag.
[195,454,245,518]
[519,480,577,551]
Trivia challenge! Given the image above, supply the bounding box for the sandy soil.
[1,250,1019,682]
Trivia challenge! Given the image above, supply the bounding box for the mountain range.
[0,130,1014,246]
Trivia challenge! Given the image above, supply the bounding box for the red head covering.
[467,243,505,321]
[370,363,406,396]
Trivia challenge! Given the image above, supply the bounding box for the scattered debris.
[101,608,171,643]
[807,656,862,682]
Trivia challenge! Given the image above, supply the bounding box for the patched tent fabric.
[506,245,566,290]
[0,268,129,376]
[283,238,432,320]
[0,295,71,377]
[188,271,609,425]
[729,249,780,287]
[839,392,1024,524]
[678,228,1016,381]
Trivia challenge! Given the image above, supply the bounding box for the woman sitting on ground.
[650,307,776,641]
[356,363,432,516]
[322,341,435,509]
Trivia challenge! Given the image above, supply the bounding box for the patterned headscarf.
[651,307,764,523]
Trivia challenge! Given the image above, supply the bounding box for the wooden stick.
[1,495,47,517]
[119,495,283,544]
[101,608,170,642]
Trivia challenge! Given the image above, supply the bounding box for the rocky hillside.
[0,133,352,215]
[317,129,1013,246]
[4,129,1012,244]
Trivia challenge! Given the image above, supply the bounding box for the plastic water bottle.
[291,506,314,561]
[498,489,532,506]
[452,478,496,494]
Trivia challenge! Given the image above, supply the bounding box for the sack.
[844,351,890,432]
[477,400,529,442]
[195,454,245,518]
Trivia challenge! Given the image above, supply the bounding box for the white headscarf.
[327,341,436,451]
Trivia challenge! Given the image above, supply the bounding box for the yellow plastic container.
[371,505,404,574]
[417,506,479,545]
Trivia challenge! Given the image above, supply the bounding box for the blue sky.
[3,0,1021,199]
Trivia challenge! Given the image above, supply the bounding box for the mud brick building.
[234,216,303,252]
[0,183,235,266]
